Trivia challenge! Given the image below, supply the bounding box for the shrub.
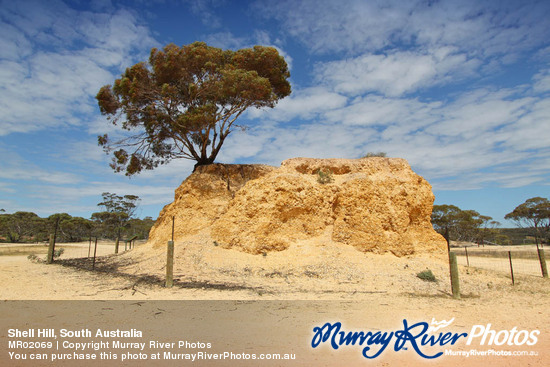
[416,269,437,282]
[363,152,387,158]
[53,248,64,258]
[317,169,334,184]
[27,254,39,262]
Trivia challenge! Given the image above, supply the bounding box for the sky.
[0,0,549,226]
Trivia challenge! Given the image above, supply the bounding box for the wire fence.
[0,239,145,260]
[451,245,548,280]
[57,239,146,259]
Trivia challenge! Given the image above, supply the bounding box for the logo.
[311,319,539,359]
[427,318,455,334]
[466,324,539,346]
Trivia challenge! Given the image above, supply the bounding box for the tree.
[127,216,156,240]
[505,197,550,246]
[495,234,511,245]
[432,205,495,244]
[96,42,291,174]
[47,213,71,242]
[0,212,95,243]
[60,217,94,242]
[475,215,500,246]
[92,193,140,240]
[46,214,94,242]
[0,211,43,243]
[431,204,463,242]
[0,212,8,241]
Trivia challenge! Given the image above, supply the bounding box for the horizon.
[1,0,549,226]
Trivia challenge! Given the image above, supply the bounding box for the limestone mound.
[148,157,446,257]
[148,163,275,246]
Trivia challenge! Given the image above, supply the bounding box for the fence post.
[508,251,515,285]
[46,234,55,264]
[538,248,548,278]
[172,216,175,242]
[166,240,174,288]
[115,237,120,254]
[92,237,98,269]
[449,252,461,299]
[165,217,176,288]
[464,246,469,267]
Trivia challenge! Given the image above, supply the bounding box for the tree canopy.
[92,192,140,240]
[0,196,153,243]
[432,204,499,244]
[505,197,550,246]
[97,42,291,174]
[0,211,41,242]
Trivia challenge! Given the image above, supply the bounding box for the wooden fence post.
[464,246,470,267]
[166,240,174,288]
[538,248,548,278]
[115,237,120,254]
[47,234,55,264]
[508,251,515,285]
[165,217,176,287]
[172,216,175,242]
[449,252,461,299]
[92,237,98,269]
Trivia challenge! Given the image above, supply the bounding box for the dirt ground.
[1,238,549,366]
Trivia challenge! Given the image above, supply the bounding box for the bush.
[316,169,333,184]
[416,269,437,282]
[53,248,64,258]
[27,254,39,262]
[363,152,387,158]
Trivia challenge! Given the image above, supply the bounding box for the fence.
[451,245,548,282]
[0,239,145,260]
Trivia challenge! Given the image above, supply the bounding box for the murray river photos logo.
[311,318,539,359]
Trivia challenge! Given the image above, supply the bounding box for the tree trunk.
[193,157,216,172]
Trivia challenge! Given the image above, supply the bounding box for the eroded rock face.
[147,163,275,247]
[148,158,446,256]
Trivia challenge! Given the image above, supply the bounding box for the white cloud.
[254,0,416,54]
[184,0,226,28]
[17,180,176,218]
[533,69,550,93]
[242,83,550,189]
[27,182,175,205]
[316,52,435,97]
[498,98,550,151]
[0,140,185,217]
[0,1,156,136]
[135,157,196,181]
[256,0,550,59]
[429,90,535,139]
[0,146,83,185]
[254,0,550,98]
[324,95,441,128]
[0,182,16,194]
[329,48,481,97]
[247,86,347,122]
[63,141,110,164]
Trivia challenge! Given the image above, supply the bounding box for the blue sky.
[0,0,549,226]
